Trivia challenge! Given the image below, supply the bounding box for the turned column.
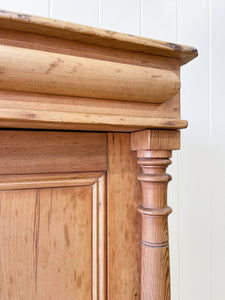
[131,129,180,300]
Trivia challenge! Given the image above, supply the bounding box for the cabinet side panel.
[107,133,141,299]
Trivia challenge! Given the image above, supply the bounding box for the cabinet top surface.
[0,9,197,65]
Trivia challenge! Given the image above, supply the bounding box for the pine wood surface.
[0,11,193,131]
[0,90,180,120]
[131,129,182,300]
[0,44,180,104]
[131,129,181,150]
[0,108,187,131]
[92,174,107,300]
[0,91,184,132]
[0,186,93,299]
[107,133,142,299]
[0,28,181,71]
[0,130,107,175]
[0,10,198,65]
[137,150,172,300]
[0,172,105,190]
[0,171,106,300]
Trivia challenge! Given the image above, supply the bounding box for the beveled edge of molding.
[0,172,106,190]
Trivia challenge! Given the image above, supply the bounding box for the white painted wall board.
[211,0,225,299]
[141,0,177,42]
[177,0,211,299]
[99,0,140,35]
[50,0,99,27]
[167,152,179,300]
[0,0,49,17]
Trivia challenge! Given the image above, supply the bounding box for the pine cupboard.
[0,10,197,300]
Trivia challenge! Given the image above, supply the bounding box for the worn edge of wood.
[0,10,198,65]
[0,108,188,130]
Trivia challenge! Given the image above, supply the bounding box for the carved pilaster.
[131,130,180,300]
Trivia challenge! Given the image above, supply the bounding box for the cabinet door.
[0,130,141,299]
[0,131,107,300]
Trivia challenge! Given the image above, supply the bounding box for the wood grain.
[97,175,107,300]
[92,174,107,300]
[0,28,181,71]
[0,186,93,299]
[131,130,182,300]
[0,9,198,65]
[0,172,107,299]
[0,27,181,124]
[0,172,105,190]
[0,89,180,121]
[0,45,180,104]
[0,12,190,132]
[0,27,181,123]
[0,108,187,131]
[136,150,172,300]
[107,133,142,299]
[131,129,181,150]
[0,130,107,175]
[0,9,198,300]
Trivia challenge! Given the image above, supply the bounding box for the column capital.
[131,129,180,151]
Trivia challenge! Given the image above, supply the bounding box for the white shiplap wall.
[1,1,224,299]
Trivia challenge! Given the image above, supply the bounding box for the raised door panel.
[0,173,106,300]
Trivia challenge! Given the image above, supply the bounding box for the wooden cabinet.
[0,10,197,300]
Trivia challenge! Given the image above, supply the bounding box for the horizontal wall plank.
[142,0,177,43]
[51,0,98,27]
[0,131,107,174]
[100,0,140,35]
[177,0,211,299]
[0,1,48,17]
[211,0,225,299]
